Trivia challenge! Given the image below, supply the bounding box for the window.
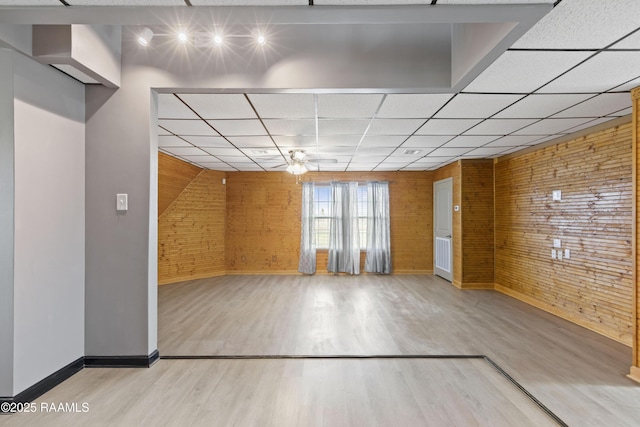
[314,184,368,249]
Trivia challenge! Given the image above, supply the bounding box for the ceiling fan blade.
[307,158,338,164]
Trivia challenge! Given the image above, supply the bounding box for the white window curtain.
[327,181,360,275]
[365,181,392,274]
[298,182,316,274]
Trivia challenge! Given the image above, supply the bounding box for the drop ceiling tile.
[464,146,511,157]
[375,165,406,171]
[401,135,453,148]
[513,118,594,135]
[319,119,370,135]
[158,135,192,147]
[611,75,640,92]
[320,135,362,147]
[159,119,216,136]
[178,94,257,119]
[552,93,632,118]
[248,94,315,119]
[190,160,224,166]
[562,117,614,134]
[215,155,255,163]
[539,52,640,93]
[348,156,388,163]
[181,136,232,147]
[317,94,383,118]
[444,135,498,148]
[356,146,397,156]
[319,163,349,172]
[315,0,431,4]
[0,0,62,4]
[442,0,554,2]
[612,30,640,49]
[191,0,307,5]
[367,119,425,135]
[486,135,542,147]
[225,136,275,148]
[201,147,248,157]
[69,0,184,3]
[464,119,538,135]
[207,119,265,136]
[415,156,453,163]
[376,94,453,118]
[162,147,208,156]
[499,146,528,155]
[158,94,198,119]
[464,51,591,93]
[315,146,355,156]
[416,119,481,135]
[347,164,379,172]
[608,106,633,117]
[434,94,523,118]
[359,135,409,147]
[512,0,640,49]
[263,119,316,135]
[272,135,318,147]
[494,94,595,119]
[180,155,219,163]
[428,147,472,156]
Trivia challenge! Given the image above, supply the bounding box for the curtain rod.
[299,180,393,185]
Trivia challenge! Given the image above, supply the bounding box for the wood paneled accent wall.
[632,86,640,381]
[460,160,494,288]
[224,171,434,274]
[495,122,634,345]
[158,169,227,284]
[432,160,494,289]
[158,152,202,215]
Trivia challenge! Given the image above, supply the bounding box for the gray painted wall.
[0,49,15,398]
[11,52,85,395]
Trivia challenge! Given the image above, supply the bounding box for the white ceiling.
[3,0,638,171]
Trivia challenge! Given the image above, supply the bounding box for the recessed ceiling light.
[256,34,266,46]
[177,31,188,44]
[137,27,153,47]
[213,34,223,46]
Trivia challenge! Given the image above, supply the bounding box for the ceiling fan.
[269,150,337,175]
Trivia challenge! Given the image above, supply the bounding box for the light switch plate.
[116,193,128,211]
[564,249,570,259]
[557,250,563,260]
[551,249,557,259]
[553,239,561,248]
[552,190,562,201]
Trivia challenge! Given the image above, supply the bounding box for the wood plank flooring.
[2,274,639,426]
[2,358,557,427]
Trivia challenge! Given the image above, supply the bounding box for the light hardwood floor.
[2,274,639,426]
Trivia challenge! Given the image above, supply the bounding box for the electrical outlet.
[551,249,557,259]
[552,190,562,201]
[564,249,570,259]
[553,239,561,248]
[557,250,563,260]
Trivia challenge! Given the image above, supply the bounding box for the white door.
[434,178,453,281]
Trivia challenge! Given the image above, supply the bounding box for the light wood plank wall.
[632,87,640,381]
[158,169,227,284]
[158,152,202,216]
[495,122,634,345]
[460,160,494,288]
[225,171,434,274]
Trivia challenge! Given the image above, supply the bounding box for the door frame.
[433,177,453,281]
